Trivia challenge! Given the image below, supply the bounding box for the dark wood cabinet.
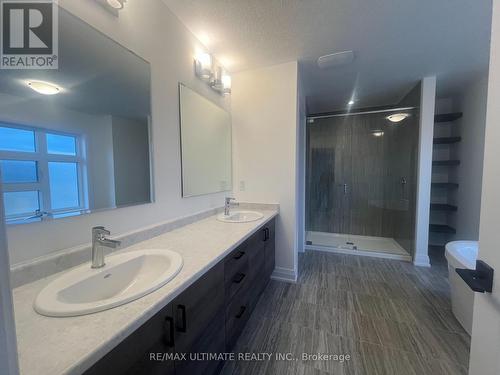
[84,303,175,375]
[173,261,225,375]
[85,218,276,375]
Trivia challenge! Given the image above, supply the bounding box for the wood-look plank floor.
[221,251,470,375]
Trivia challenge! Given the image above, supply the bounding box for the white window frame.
[0,122,88,223]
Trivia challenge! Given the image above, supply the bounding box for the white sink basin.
[34,249,183,317]
[217,210,264,223]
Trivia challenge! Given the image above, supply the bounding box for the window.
[0,123,87,223]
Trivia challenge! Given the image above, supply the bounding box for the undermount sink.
[34,249,183,317]
[217,210,264,223]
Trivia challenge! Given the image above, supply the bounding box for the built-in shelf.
[430,203,458,212]
[431,182,459,189]
[429,224,456,234]
[435,112,463,123]
[433,136,462,145]
[433,160,461,166]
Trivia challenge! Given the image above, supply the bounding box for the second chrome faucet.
[91,226,121,269]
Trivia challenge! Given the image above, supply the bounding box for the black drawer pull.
[233,273,246,284]
[235,306,246,319]
[233,251,245,260]
[176,305,187,332]
[163,316,175,347]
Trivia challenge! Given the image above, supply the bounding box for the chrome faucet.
[224,197,238,216]
[91,226,121,269]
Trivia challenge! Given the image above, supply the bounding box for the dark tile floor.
[222,251,470,375]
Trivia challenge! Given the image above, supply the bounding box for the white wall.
[450,75,488,240]
[232,61,299,281]
[469,4,500,374]
[6,0,231,266]
[414,76,436,267]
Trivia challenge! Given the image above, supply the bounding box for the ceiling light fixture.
[387,113,410,123]
[372,131,384,137]
[107,0,123,9]
[318,50,355,69]
[94,0,126,16]
[27,80,61,95]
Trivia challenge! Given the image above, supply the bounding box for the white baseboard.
[413,253,431,267]
[271,267,297,283]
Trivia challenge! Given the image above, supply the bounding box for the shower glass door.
[305,108,419,256]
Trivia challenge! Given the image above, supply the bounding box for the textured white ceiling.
[163,0,492,113]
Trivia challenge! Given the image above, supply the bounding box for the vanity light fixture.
[221,73,232,94]
[27,80,61,95]
[195,52,213,81]
[387,113,410,123]
[194,53,232,95]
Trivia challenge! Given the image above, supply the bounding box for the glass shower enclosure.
[305,107,419,260]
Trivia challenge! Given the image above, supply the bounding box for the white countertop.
[12,209,278,375]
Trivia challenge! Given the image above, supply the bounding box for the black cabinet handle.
[235,306,246,319]
[456,260,494,293]
[176,305,187,332]
[163,316,175,347]
[263,228,270,241]
[233,273,246,284]
[262,228,268,241]
[233,251,245,260]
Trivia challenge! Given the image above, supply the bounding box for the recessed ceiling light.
[348,100,355,106]
[27,81,61,95]
[387,113,410,123]
[107,0,123,9]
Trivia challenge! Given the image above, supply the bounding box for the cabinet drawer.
[225,285,251,350]
[225,261,248,302]
[225,247,248,281]
[225,248,249,302]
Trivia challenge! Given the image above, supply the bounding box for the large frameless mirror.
[179,84,232,197]
[0,9,153,224]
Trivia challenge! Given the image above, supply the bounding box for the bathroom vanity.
[85,218,274,375]
[12,210,277,375]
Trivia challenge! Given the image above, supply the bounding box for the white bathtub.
[445,240,478,335]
